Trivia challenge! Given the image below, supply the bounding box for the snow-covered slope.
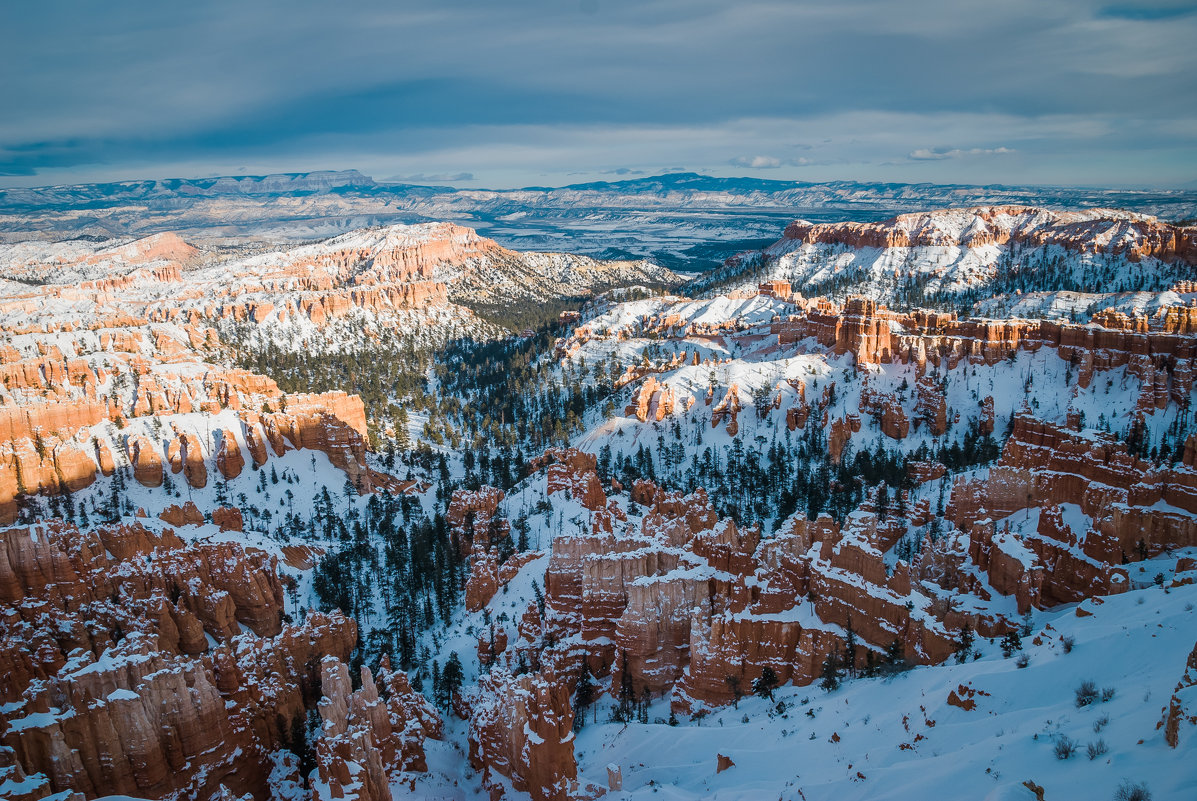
[565,570,1197,801]
[0,223,678,344]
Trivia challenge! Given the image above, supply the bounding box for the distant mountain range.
[2,170,1194,272]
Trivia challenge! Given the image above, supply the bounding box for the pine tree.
[515,513,530,552]
[531,579,546,619]
[573,666,595,732]
[955,623,975,664]
[883,638,908,674]
[752,667,779,700]
[442,652,464,709]
[288,713,308,775]
[431,660,443,709]
[1000,630,1023,658]
[724,674,743,708]
[614,657,637,722]
[820,650,842,692]
[844,617,858,678]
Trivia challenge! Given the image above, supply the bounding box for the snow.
[6,708,73,732]
[568,574,1197,801]
[693,206,1195,320]
[522,722,545,745]
[395,477,1197,800]
[0,777,50,798]
[5,202,1197,801]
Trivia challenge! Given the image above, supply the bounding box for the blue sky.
[1,0,1194,189]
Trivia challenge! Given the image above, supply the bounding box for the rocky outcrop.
[682,612,844,707]
[211,505,244,532]
[951,415,1197,558]
[465,546,500,612]
[166,431,208,488]
[625,376,676,422]
[780,206,1197,265]
[527,460,958,716]
[1162,640,1197,748]
[0,300,398,523]
[312,657,441,801]
[933,414,1197,613]
[447,486,507,554]
[127,434,164,487]
[468,666,576,801]
[915,377,948,436]
[160,501,205,527]
[711,385,741,435]
[533,447,608,512]
[214,428,244,480]
[771,297,1197,424]
[3,633,248,800]
[0,384,394,524]
[828,416,860,465]
[0,520,290,708]
[907,461,947,484]
[1,522,356,801]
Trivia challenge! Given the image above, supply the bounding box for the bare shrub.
[1054,735,1077,760]
[1112,780,1151,801]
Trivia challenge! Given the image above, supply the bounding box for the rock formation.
[0,510,388,800]
[1162,640,1197,748]
[312,657,441,801]
[777,206,1197,265]
[468,666,576,801]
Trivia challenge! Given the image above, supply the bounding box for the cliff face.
[0,520,285,698]
[698,206,1197,309]
[0,220,670,525]
[0,511,447,801]
[0,324,387,524]
[780,206,1197,265]
[312,657,441,801]
[474,455,959,718]
[773,298,1197,411]
[940,415,1197,613]
[0,223,677,337]
[0,512,360,799]
[1162,638,1197,748]
[5,208,1196,799]
[465,418,1197,740]
[467,667,576,801]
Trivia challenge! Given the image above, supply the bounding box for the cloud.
[603,167,644,175]
[908,146,1015,161]
[381,172,474,183]
[730,155,782,169]
[0,1,1193,188]
[1097,3,1197,21]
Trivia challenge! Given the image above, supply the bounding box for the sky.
[1,0,1195,190]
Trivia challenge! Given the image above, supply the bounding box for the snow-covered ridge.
[694,206,1197,315]
[0,222,680,339]
[775,206,1193,259]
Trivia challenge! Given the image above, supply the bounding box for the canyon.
[1,204,1195,801]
